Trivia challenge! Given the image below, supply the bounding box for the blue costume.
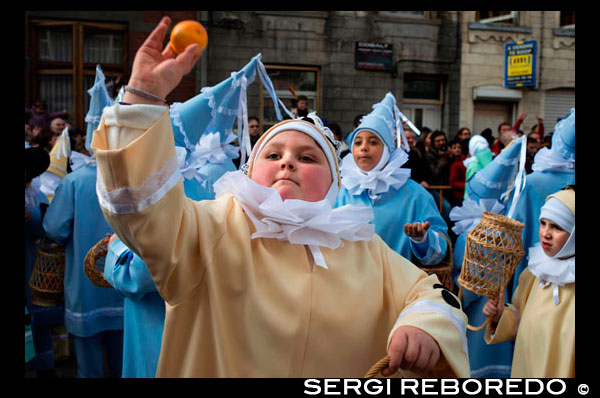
[336,92,448,265]
[101,55,288,377]
[43,65,124,378]
[25,167,64,374]
[503,109,575,300]
[450,137,531,377]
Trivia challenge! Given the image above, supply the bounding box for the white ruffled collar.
[527,243,575,306]
[339,149,411,201]
[213,170,375,269]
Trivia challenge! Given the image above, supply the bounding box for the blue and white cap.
[85,65,114,154]
[346,92,416,156]
[169,53,293,166]
[465,136,525,202]
[550,108,575,162]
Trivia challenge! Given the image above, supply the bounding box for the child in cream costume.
[92,17,469,378]
[483,186,575,377]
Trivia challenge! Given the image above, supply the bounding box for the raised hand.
[124,16,202,105]
[404,221,430,239]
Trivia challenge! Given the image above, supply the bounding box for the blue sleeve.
[104,238,159,301]
[408,189,450,265]
[42,178,74,245]
[25,204,44,238]
[410,229,449,265]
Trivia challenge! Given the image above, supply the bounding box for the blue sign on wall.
[505,40,537,88]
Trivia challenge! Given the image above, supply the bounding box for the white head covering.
[527,187,575,305]
[214,115,374,270]
[463,135,490,168]
[247,114,340,205]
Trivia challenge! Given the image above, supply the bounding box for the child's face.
[539,218,570,257]
[450,143,462,157]
[251,130,332,202]
[352,130,384,172]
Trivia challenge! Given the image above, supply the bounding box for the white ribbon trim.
[96,156,182,215]
[506,136,528,219]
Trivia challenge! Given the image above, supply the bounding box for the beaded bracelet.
[123,85,167,104]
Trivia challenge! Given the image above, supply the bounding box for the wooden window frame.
[28,18,128,130]
[259,64,321,130]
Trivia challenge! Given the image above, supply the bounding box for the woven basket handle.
[364,355,391,378]
[457,286,493,331]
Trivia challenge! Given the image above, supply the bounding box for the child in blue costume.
[449,136,527,378]
[25,147,64,377]
[336,92,449,266]
[103,54,290,377]
[502,109,575,300]
[42,65,124,378]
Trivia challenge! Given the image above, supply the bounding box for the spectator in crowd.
[328,122,349,159]
[480,128,495,149]
[525,134,541,174]
[401,126,431,186]
[424,130,450,186]
[291,95,312,118]
[248,116,261,148]
[353,113,364,128]
[491,122,516,156]
[25,119,35,147]
[25,100,69,130]
[456,127,472,141]
[30,128,55,153]
[448,137,467,208]
[424,129,453,221]
[420,127,433,153]
[49,117,67,136]
[514,111,545,143]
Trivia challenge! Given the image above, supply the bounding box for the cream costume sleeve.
[92,104,209,304]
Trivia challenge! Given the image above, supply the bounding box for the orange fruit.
[170,20,208,57]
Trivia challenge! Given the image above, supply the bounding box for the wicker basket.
[84,237,113,288]
[457,212,524,330]
[29,240,65,307]
[417,233,455,293]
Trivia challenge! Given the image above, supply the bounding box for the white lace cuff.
[97,156,182,215]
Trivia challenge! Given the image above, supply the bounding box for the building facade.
[25,11,574,139]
